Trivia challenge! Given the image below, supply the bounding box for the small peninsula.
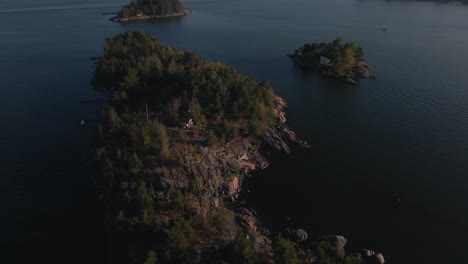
[111,0,191,22]
[92,32,384,264]
[289,37,374,85]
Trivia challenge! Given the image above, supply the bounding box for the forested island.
[111,0,191,22]
[92,32,384,264]
[289,37,374,85]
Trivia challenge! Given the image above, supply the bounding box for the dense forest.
[92,31,276,136]
[116,0,187,20]
[291,37,372,85]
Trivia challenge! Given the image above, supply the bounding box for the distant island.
[387,0,466,5]
[92,32,385,264]
[289,37,374,85]
[111,0,191,22]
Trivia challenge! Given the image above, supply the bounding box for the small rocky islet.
[289,37,374,85]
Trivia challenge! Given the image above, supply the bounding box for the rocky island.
[92,32,384,264]
[289,37,374,85]
[111,0,191,22]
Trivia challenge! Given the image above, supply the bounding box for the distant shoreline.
[387,0,465,5]
[110,8,192,22]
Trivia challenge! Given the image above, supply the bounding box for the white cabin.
[320,56,330,65]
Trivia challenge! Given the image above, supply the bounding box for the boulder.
[361,250,385,264]
[375,253,385,264]
[322,235,348,259]
[362,249,375,257]
[286,228,308,242]
[295,229,308,242]
[325,235,347,249]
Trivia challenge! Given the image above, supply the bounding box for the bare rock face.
[274,95,288,125]
[236,208,272,253]
[156,137,272,202]
[260,95,303,154]
[263,127,291,153]
[223,176,239,196]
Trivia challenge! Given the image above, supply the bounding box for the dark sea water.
[1,0,468,263]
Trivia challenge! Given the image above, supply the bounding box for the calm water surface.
[1,0,468,263]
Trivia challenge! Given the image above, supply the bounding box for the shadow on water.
[241,145,468,263]
[2,199,107,263]
[289,61,359,95]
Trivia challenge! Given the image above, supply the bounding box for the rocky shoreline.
[99,94,385,263]
[321,62,375,86]
[146,95,302,259]
[289,54,374,86]
[96,94,304,262]
[110,8,192,22]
